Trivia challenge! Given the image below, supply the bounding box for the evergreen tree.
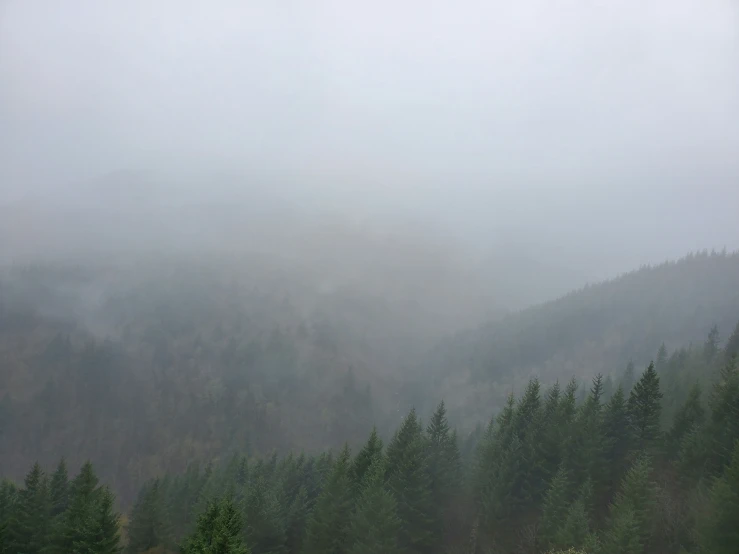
[126,479,173,553]
[425,400,461,547]
[705,324,720,361]
[182,497,249,554]
[539,465,569,549]
[349,427,383,494]
[698,441,739,554]
[603,455,655,553]
[49,461,120,554]
[7,462,50,554]
[602,386,631,495]
[628,362,663,450]
[347,457,402,554]
[284,486,308,554]
[49,459,69,519]
[241,477,286,554]
[665,383,705,457]
[386,409,434,554]
[707,357,739,474]
[554,497,593,552]
[302,445,353,554]
[725,320,739,362]
[0,480,17,554]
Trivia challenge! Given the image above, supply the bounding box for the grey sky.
[1,0,738,274]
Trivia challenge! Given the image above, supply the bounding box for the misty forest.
[2,1,739,554]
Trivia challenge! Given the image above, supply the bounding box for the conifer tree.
[302,445,353,554]
[284,486,308,554]
[628,362,663,450]
[49,461,120,554]
[126,479,173,553]
[182,497,249,554]
[7,462,50,554]
[241,477,286,554]
[425,400,461,546]
[386,409,434,554]
[347,457,402,554]
[656,343,668,370]
[707,357,739,473]
[602,455,655,553]
[539,465,569,550]
[0,480,17,554]
[49,459,69,519]
[698,441,739,554]
[349,427,383,494]
[725,320,739,362]
[666,383,705,457]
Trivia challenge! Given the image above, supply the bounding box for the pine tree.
[425,400,461,549]
[349,427,383,494]
[284,486,308,554]
[182,497,249,554]
[386,409,434,554]
[539,465,569,549]
[602,386,631,500]
[666,383,705,457]
[49,461,120,554]
[600,507,642,554]
[0,480,17,554]
[554,497,593,551]
[698,441,739,554]
[707,357,739,474]
[302,445,353,554]
[49,459,69,518]
[725,320,739,362]
[241,477,286,554]
[347,457,402,554]
[7,462,50,554]
[705,324,720,361]
[628,362,663,450]
[126,479,173,553]
[602,455,655,553]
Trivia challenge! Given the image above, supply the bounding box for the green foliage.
[241,477,286,554]
[349,427,383,495]
[347,457,402,554]
[48,459,69,518]
[7,462,50,554]
[666,383,705,457]
[697,441,739,554]
[628,362,663,450]
[302,445,353,554]
[126,479,173,553]
[539,465,569,549]
[386,410,434,554]
[181,497,249,554]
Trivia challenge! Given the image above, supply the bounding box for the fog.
[2,0,739,310]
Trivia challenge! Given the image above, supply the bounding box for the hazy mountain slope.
[421,250,739,426]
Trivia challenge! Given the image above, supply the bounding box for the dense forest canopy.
[1,250,738,513]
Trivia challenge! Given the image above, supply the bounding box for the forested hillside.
[421,250,739,427]
[1,251,738,507]
[3,339,738,553]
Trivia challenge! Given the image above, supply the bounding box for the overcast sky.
[1,0,738,272]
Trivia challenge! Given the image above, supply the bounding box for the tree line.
[2,326,739,553]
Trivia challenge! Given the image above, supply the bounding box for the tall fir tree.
[126,479,173,553]
[349,427,383,494]
[665,383,705,457]
[602,455,655,553]
[347,457,402,554]
[48,459,69,519]
[628,362,663,450]
[241,477,286,554]
[425,400,461,550]
[386,409,434,554]
[302,444,353,554]
[0,480,17,554]
[182,497,249,554]
[539,465,569,550]
[7,462,50,554]
[698,440,739,554]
